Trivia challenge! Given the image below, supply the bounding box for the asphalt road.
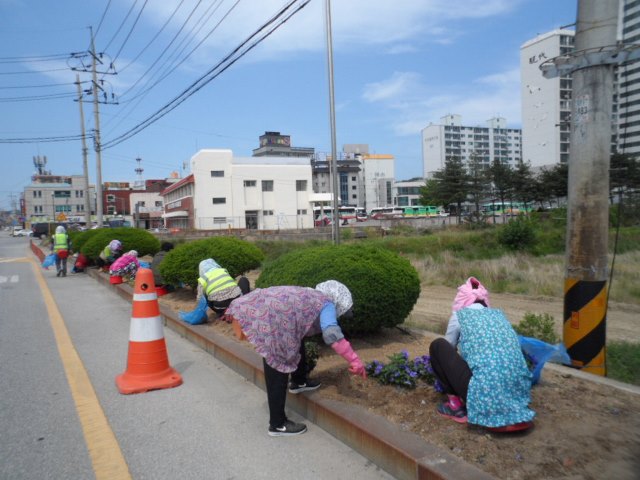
[0,236,394,480]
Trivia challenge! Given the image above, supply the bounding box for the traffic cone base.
[116,267,182,394]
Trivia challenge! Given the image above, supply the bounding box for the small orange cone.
[116,268,182,394]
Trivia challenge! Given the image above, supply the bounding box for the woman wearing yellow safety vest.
[196,258,250,317]
[51,225,70,277]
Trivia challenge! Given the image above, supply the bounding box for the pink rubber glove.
[331,339,367,378]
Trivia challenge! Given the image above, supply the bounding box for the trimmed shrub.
[81,228,160,262]
[256,244,421,334]
[68,229,102,254]
[498,216,537,251]
[159,237,264,289]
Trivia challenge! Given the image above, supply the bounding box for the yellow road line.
[0,257,29,263]
[30,258,132,479]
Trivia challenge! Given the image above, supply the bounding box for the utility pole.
[540,0,631,376]
[324,0,340,245]
[75,74,92,225]
[89,26,104,228]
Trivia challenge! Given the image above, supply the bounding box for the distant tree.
[540,162,568,208]
[511,160,536,209]
[467,152,490,216]
[431,156,470,217]
[419,179,442,207]
[486,158,513,212]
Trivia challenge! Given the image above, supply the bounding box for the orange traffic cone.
[116,267,182,394]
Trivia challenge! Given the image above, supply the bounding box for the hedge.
[80,228,161,262]
[159,237,264,289]
[256,244,421,334]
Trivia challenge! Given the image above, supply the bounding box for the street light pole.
[325,0,340,245]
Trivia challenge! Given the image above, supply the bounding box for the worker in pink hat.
[429,277,535,431]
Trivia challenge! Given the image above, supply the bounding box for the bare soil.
[157,272,640,480]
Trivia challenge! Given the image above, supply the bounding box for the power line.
[94,0,113,39]
[117,0,186,73]
[0,53,73,63]
[102,0,140,53]
[111,0,149,66]
[0,134,86,144]
[102,0,310,150]
[0,67,71,75]
[0,92,77,102]
[0,81,89,89]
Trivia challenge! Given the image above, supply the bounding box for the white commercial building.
[520,29,575,167]
[24,174,95,225]
[421,115,522,178]
[190,149,315,230]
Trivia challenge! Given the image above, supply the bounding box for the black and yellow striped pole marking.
[563,278,607,376]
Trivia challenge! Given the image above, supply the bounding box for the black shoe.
[268,420,307,437]
[62,271,66,277]
[288,379,321,394]
[56,271,61,277]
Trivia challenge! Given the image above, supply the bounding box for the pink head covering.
[452,277,490,312]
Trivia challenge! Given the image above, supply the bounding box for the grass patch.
[607,341,640,385]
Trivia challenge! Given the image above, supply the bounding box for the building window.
[212,197,226,204]
[262,180,274,192]
[38,191,42,197]
[352,194,357,199]
[352,176,356,181]
[155,201,162,207]
[296,180,307,191]
[263,210,274,216]
[297,209,307,215]
[211,170,224,177]
[106,194,115,202]
[244,180,256,187]
[33,191,37,198]
[213,217,227,224]
[352,185,357,190]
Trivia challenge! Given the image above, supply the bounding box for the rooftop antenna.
[33,155,48,175]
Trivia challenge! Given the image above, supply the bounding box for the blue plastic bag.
[179,295,208,325]
[519,336,571,385]
[139,261,150,269]
[42,253,57,269]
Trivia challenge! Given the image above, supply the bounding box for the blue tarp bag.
[139,261,150,269]
[42,253,57,269]
[519,335,571,385]
[179,295,208,325]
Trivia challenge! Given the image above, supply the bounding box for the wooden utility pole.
[75,74,92,225]
[325,0,340,244]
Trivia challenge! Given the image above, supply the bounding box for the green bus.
[402,205,441,218]
[481,202,532,216]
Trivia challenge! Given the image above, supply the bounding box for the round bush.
[68,229,102,254]
[498,216,537,251]
[159,237,264,289]
[81,227,160,262]
[256,244,420,334]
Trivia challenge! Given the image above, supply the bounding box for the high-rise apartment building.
[421,114,522,178]
[616,0,640,156]
[522,2,640,167]
[520,29,575,167]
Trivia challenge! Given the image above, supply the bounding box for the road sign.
[56,213,67,221]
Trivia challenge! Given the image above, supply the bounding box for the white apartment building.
[616,0,640,156]
[190,149,315,230]
[520,29,575,167]
[421,115,523,178]
[522,4,640,166]
[393,179,424,207]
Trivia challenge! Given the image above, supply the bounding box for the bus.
[313,206,358,226]
[481,202,532,216]
[369,206,404,219]
[401,206,442,218]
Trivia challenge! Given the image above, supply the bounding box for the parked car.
[12,229,33,237]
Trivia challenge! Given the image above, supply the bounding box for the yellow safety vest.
[198,267,237,296]
[53,233,68,252]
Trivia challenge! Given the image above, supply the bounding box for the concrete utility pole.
[89,27,104,228]
[324,0,340,245]
[541,0,620,376]
[75,74,92,225]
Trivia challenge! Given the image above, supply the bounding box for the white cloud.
[362,67,522,136]
[142,0,521,61]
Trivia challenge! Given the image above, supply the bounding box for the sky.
[0,0,578,211]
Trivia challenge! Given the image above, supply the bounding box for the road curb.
[86,267,493,480]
